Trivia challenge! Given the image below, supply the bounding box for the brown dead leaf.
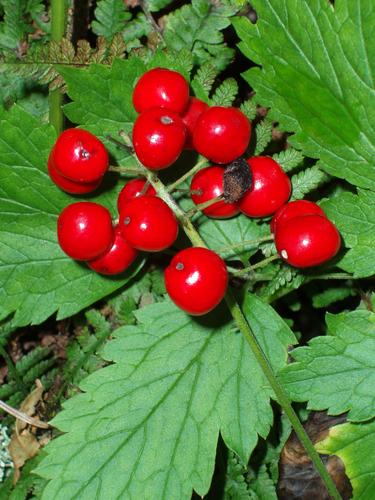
[8,381,49,484]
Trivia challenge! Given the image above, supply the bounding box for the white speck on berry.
[281,249,288,259]
[124,217,131,225]
[161,116,173,125]
[176,262,184,271]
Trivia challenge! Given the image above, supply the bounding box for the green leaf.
[36,297,295,499]
[233,1,375,191]
[145,0,174,13]
[0,105,144,327]
[279,310,375,422]
[211,78,238,106]
[191,63,217,103]
[311,286,354,308]
[240,100,257,121]
[164,0,237,71]
[197,214,270,261]
[272,148,304,173]
[254,119,272,156]
[317,419,375,500]
[321,189,375,278]
[59,58,146,163]
[92,0,132,40]
[291,166,329,200]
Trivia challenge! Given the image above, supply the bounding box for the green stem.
[167,158,207,192]
[49,0,67,134]
[109,166,144,175]
[232,255,280,277]
[187,195,223,217]
[225,291,341,500]
[306,272,354,282]
[125,155,342,500]
[216,235,274,254]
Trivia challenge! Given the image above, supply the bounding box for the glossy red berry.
[164,247,228,316]
[53,128,109,183]
[239,157,291,217]
[119,196,178,252]
[48,152,101,194]
[88,225,138,275]
[57,202,114,261]
[117,178,156,213]
[270,200,326,233]
[190,166,239,219]
[132,67,190,114]
[181,97,209,150]
[275,215,341,268]
[132,108,186,170]
[192,106,251,164]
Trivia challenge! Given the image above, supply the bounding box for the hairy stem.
[216,235,274,254]
[49,0,67,134]
[129,158,342,500]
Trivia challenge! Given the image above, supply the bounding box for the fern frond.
[211,78,238,106]
[92,0,131,40]
[254,119,273,155]
[273,148,304,172]
[291,165,330,200]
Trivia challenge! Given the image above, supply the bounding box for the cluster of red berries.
[49,66,340,316]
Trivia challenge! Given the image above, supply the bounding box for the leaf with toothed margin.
[0,105,144,327]
[233,0,375,191]
[35,296,296,499]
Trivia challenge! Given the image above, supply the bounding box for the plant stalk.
[49,0,67,134]
[128,156,342,499]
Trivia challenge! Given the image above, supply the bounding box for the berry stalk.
[136,161,342,500]
[49,0,67,134]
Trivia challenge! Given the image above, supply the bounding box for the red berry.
[57,202,114,261]
[275,215,341,268]
[132,67,190,114]
[239,157,291,217]
[53,128,109,183]
[48,152,101,194]
[88,225,138,275]
[270,200,326,233]
[190,166,239,219]
[164,247,228,315]
[181,97,209,150]
[119,196,178,252]
[117,178,156,213]
[192,106,251,164]
[132,108,186,170]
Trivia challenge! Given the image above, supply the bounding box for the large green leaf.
[59,58,145,164]
[92,0,131,40]
[279,310,375,422]
[317,419,375,500]
[321,190,375,277]
[36,297,296,499]
[233,0,375,191]
[0,105,143,327]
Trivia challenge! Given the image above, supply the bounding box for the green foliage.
[240,100,257,121]
[322,189,375,277]
[317,419,375,500]
[272,148,304,173]
[36,297,295,498]
[0,105,144,327]
[260,266,305,301]
[92,0,132,40]
[280,310,375,421]
[0,0,48,51]
[233,0,375,191]
[164,0,238,71]
[0,345,55,423]
[254,119,273,155]
[211,78,238,106]
[0,453,46,499]
[191,63,218,103]
[291,165,330,200]
[311,286,355,308]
